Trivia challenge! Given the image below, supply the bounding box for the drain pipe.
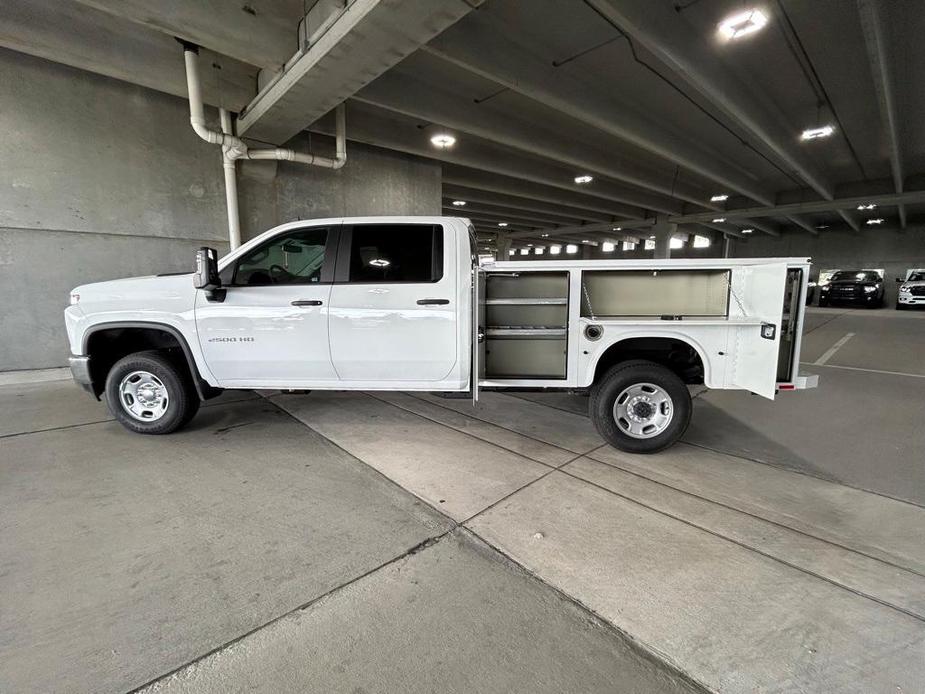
[219,109,242,249]
[180,41,346,248]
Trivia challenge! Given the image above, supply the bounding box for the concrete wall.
[0,48,441,371]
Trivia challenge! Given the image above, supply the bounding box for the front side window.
[347,224,443,283]
[234,228,328,286]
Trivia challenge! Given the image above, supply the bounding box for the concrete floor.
[1,307,923,692]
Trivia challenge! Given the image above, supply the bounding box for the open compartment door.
[471,266,485,403]
[730,262,788,399]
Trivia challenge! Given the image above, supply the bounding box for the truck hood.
[70,273,196,311]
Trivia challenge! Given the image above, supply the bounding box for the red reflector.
[777,384,796,390]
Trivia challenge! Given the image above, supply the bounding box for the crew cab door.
[730,262,788,399]
[328,223,457,382]
[195,225,339,386]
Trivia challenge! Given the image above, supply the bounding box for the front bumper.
[69,355,94,395]
[898,295,925,306]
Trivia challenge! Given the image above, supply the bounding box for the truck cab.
[65,216,816,453]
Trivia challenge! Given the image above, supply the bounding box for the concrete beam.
[73,0,302,69]
[585,0,834,201]
[443,185,612,223]
[858,0,906,229]
[357,67,704,212]
[311,102,650,216]
[785,215,819,236]
[443,169,640,219]
[238,0,482,144]
[837,209,861,233]
[442,200,585,227]
[0,0,257,111]
[425,17,776,205]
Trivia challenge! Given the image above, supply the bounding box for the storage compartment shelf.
[485,297,567,305]
[486,327,567,338]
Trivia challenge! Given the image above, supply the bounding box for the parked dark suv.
[819,270,884,307]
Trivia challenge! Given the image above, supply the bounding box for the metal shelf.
[485,327,568,338]
[485,297,568,305]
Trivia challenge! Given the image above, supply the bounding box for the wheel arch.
[586,332,713,388]
[82,321,219,401]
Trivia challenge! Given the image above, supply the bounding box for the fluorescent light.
[718,9,768,40]
[519,248,529,255]
[801,125,834,140]
[816,224,829,230]
[566,244,578,254]
[742,228,754,234]
[693,235,711,248]
[857,203,876,210]
[866,218,884,225]
[670,237,684,249]
[581,239,591,243]
[550,245,562,255]
[526,243,533,247]
[574,175,593,184]
[430,133,456,148]
[535,247,544,255]
[497,222,508,227]
[713,217,726,223]
[710,194,729,202]
[612,226,622,231]
[541,233,550,237]
[602,242,615,252]
[451,200,466,206]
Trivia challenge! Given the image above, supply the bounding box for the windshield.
[908,272,925,282]
[831,271,879,282]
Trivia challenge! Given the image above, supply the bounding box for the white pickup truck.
[65,216,817,453]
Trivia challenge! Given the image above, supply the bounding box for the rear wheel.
[105,351,199,434]
[589,360,692,454]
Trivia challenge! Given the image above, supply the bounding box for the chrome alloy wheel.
[119,370,170,422]
[612,382,674,439]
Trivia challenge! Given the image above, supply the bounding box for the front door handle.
[417,298,450,305]
[291,300,323,306]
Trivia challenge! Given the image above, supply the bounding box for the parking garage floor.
[2,307,924,693]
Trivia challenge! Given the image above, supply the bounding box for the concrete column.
[653,214,676,259]
[495,235,511,260]
[581,244,594,259]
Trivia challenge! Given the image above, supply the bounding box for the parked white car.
[65,216,817,453]
[896,269,925,309]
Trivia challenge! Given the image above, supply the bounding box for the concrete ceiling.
[1,0,923,248]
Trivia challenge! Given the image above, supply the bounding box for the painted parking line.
[801,362,925,379]
[814,332,855,365]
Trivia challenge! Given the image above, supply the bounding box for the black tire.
[896,302,907,311]
[589,360,692,454]
[104,350,199,434]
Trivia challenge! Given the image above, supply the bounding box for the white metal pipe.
[219,109,242,250]
[182,45,347,168]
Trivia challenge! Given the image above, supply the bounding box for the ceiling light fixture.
[710,194,729,202]
[497,222,508,227]
[612,226,622,231]
[451,200,466,206]
[574,175,593,184]
[866,218,884,225]
[857,203,877,211]
[742,228,754,234]
[541,233,550,237]
[430,133,456,149]
[582,239,591,243]
[713,217,726,223]
[816,224,829,230]
[718,9,768,41]
[800,125,834,141]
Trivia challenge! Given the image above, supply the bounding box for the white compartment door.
[730,262,788,399]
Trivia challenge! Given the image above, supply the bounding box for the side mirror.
[194,247,221,290]
[896,277,904,282]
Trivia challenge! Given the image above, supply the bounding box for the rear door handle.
[417,298,450,305]
[291,300,323,306]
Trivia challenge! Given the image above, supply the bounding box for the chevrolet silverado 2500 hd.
[64,216,817,453]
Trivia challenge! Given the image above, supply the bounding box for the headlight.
[863,285,877,293]
[900,284,912,293]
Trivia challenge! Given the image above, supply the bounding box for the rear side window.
[347,224,443,283]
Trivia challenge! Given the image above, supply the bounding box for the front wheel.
[105,351,199,434]
[589,360,692,454]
